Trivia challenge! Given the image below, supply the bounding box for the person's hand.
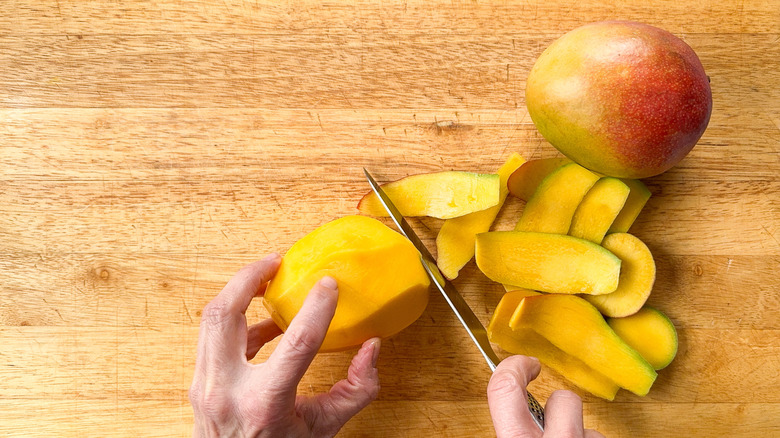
[189,253,381,438]
[487,355,605,438]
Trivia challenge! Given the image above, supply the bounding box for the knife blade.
[363,168,545,431]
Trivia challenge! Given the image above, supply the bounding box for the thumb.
[298,337,381,437]
[487,355,543,438]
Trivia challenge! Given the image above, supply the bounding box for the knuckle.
[283,327,321,357]
[349,378,380,406]
[367,380,380,402]
[201,300,231,326]
[488,370,521,396]
[195,386,233,422]
[188,382,201,407]
[188,377,236,423]
[236,399,275,430]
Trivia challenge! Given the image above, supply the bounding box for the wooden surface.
[1,1,779,437]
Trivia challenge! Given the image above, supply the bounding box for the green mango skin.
[526,21,712,179]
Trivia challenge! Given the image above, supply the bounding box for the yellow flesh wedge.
[510,294,657,396]
[436,153,526,279]
[488,290,620,400]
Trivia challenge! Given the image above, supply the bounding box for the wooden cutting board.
[1,1,779,437]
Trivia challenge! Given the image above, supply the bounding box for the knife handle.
[526,392,545,430]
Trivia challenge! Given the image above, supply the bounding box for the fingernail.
[318,276,338,291]
[370,338,381,367]
[262,253,281,263]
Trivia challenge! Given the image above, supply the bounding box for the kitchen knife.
[363,168,545,431]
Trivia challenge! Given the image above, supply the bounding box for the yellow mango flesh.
[488,290,620,400]
[476,231,620,295]
[358,171,500,219]
[608,307,678,370]
[515,163,600,233]
[583,233,656,318]
[436,153,526,279]
[609,179,651,233]
[569,177,630,244]
[510,294,657,396]
[506,157,571,201]
[263,215,430,352]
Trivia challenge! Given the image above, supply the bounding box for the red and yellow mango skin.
[526,21,712,179]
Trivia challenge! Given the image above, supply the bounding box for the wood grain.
[1,1,779,437]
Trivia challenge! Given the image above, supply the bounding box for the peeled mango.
[263,215,430,352]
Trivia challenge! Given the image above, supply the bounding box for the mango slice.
[510,294,657,396]
[515,163,600,233]
[358,171,500,219]
[569,177,631,244]
[506,157,571,201]
[263,215,430,352]
[608,179,652,233]
[488,290,620,400]
[475,231,621,295]
[608,307,678,370]
[583,233,656,318]
[436,154,526,279]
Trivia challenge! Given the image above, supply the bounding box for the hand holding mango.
[190,254,382,437]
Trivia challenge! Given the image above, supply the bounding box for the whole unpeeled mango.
[525,21,712,179]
